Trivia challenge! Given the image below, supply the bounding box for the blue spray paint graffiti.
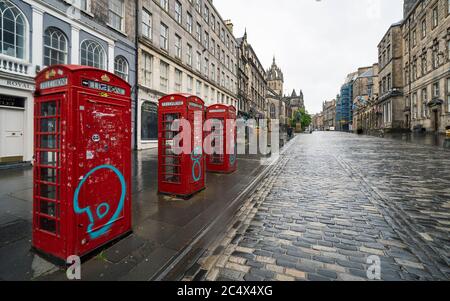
[73,165,126,239]
[191,146,203,182]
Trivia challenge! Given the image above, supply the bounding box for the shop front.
[0,75,35,165]
[137,89,159,150]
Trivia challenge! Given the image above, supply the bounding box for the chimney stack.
[225,20,234,34]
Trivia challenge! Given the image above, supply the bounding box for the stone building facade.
[0,0,136,164]
[377,22,406,133]
[312,113,324,131]
[352,65,380,134]
[404,0,420,18]
[266,87,289,145]
[284,89,305,119]
[323,99,336,130]
[402,0,450,133]
[237,31,267,119]
[137,0,239,149]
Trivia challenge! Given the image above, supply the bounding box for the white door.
[0,108,25,163]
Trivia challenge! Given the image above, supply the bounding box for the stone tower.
[266,57,284,96]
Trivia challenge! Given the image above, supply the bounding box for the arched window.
[0,0,27,59]
[44,27,68,66]
[270,103,276,119]
[114,55,129,81]
[80,40,106,70]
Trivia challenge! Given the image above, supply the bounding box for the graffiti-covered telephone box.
[205,105,237,174]
[158,94,205,198]
[33,65,132,261]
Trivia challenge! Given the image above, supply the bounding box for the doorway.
[433,110,439,132]
[0,108,25,163]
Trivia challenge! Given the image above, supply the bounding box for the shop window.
[141,101,158,141]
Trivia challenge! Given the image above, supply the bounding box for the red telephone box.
[33,65,132,261]
[205,104,237,174]
[158,94,206,198]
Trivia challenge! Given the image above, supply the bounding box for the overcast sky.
[215,0,404,114]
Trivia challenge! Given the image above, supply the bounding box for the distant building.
[237,30,267,119]
[266,57,284,97]
[266,87,289,145]
[336,72,358,132]
[312,113,324,131]
[352,65,379,133]
[284,89,305,119]
[266,57,306,122]
[378,22,406,133]
[323,99,336,130]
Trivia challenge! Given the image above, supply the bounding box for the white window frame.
[160,23,168,51]
[0,0,28,60]
[175,1,182,24]
[108,0,125,32]
[196,51,201,71]
[175,34,182,59]
[73,0,91,13]
[175,69,182,92]
[187,75,193,93]
[142,51,153,88]
[160,60,169,92]
[196,23,202,42]
[160,0,168,12]
[186,13,193,34]
[204,57,208,76]
[142,9,152,40]
[44,27,68,66]
[80,39,106,70]
[187,44,193,66]
[422,88,428,118]
[196,80,201,96]
[114,55,129,81]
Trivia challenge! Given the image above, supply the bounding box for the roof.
[36,64,131,88]
[358,69,374,78]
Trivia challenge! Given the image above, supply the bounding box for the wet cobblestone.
[194,132,450,281]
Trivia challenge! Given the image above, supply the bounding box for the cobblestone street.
[194,132,450,281]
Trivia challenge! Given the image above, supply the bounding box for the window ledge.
[107,24,128,37]
[82,9,94,18]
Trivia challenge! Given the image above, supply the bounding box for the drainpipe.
[134,0,140,149]
[408,18,412,131]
